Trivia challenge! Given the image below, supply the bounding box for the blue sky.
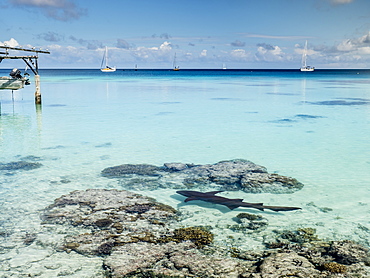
[1,0,370,69]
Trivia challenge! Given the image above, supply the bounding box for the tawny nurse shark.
[176,190,301,212]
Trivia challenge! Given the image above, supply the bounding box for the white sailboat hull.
[300,67,314,72]
[100,67,116,72]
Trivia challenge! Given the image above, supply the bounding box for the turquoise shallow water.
[1,69,370,276]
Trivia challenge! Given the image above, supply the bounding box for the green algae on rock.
[322,262,347,273]
[158,227,214,247]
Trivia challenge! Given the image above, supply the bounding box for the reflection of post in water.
[35,103,42,136]
[301,78,307,104]
[34,75,41,104]
[0,45,50,105]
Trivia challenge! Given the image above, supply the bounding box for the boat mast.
[173,53,177,69]
[302,40,308,68]
[101,47,109,69]
[105,46,108,68]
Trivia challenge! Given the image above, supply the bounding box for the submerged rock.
[240,172,303,193]
[101,159,304,193]
[232,212,269,232]
[42,189,178,256]
[0,161,42,171]
[101,164,163,177]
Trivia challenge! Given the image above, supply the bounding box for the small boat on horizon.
[100,46,116,72]
[173,53,180,71]
[300,40,314,72]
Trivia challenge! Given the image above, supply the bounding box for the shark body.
[176,190,301,212]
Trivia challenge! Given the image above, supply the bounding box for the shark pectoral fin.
[184,197,197,202]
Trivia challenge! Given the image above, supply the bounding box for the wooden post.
[34,74,41,104]
[0,45,50,106]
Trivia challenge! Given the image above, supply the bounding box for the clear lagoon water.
[1,68,370,276]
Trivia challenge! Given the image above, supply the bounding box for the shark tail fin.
[264,206,302,212]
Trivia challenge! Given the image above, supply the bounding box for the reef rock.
[42,189,179,256]
[328,240,370,265]
[101,159,304,193]
[259,252,321,277]
[42,189,370,278]
[104,241,248,278]
[42,189,253,277]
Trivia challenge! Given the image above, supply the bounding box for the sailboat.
[300,40,314,72]
[173,53,180,71]
[100,46,116,72]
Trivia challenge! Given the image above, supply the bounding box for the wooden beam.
[0,56,39,59]
[0,45,50,54]
[22,58,38,75]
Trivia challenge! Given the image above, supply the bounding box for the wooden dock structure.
[0,45,50,104]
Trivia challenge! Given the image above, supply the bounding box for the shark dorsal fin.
[226,204,240,210]
[224,198,244,210]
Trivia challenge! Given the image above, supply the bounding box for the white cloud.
[1,38,20,47]
[131,41,174,62]
[255,44,284,61]
[358,32,370,44]
[337,39,354,51]
[8,0,86,21]
[200,50,207,57]
[159,41,172,51]
[358,47,370,55]
[230,49,248,59]
[336,32,370,52]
